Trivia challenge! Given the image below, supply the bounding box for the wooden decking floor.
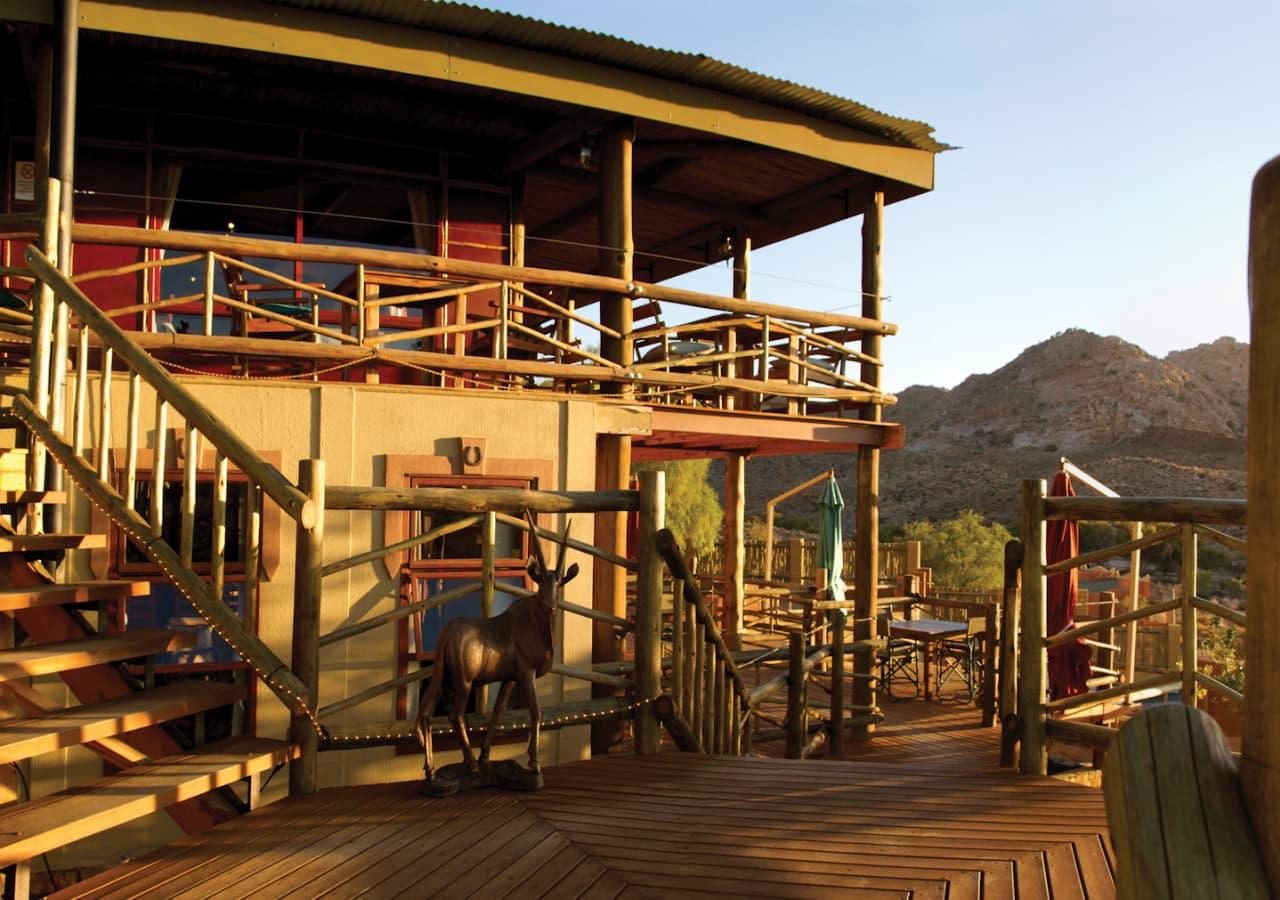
[55,700,1115,899]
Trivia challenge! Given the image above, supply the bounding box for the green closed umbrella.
[818,475,847,601]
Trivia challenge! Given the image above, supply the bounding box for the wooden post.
[634,469,665,754]
[982,602,998,728]
[590,433,631,755]
[289,459,325,796]
[829,610,845,757]
[786,630,806,759]
[701,628,714,752]
[692,620,705,750]
[474,511,497,712]
[713,657,726,754]
[1019,479,1048,776]
[1180,523,1197,707]
[998,539,1023,767]
[671,575,684,717]
[786,537,805,585]
[723,452,746,650]
[852,189,883,740]
[731,232,751,410]
[1124,522,1142,685]
[598,120,634,389]
[1245,152,1280,892]
[590,120,635,752]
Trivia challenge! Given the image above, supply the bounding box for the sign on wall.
[13,161,35,202]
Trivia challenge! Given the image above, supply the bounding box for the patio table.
[889,618,968,702]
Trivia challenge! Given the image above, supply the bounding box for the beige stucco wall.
[17,371,646,867]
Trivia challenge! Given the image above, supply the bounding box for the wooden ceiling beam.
[759,170,866,218]
[502,115,600,175]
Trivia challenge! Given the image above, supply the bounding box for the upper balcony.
[0,1,944,456]
[0,218,902,456]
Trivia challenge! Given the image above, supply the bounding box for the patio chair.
[876,610,919,700]
[935,616,985,701]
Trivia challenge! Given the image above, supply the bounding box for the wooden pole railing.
[25,246,315,528]
[305,487,643,749]
[55,223,898,411]
[1017,480,1248,775]
[18,246,319,725]
[655,528,748,756]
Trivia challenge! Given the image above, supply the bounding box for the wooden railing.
[706,538,916,585]
[1015,482,1247,775]
[651,524,749,755]
[1,223,897,417]
[19,245,315,724]
[301,487,645,770]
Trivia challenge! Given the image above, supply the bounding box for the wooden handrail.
[656,529,747,700]
[1043,525,1181,576]
[1045,598,1183,648]
[71,222,898,335]
[12,394,313,717]
[25,246,316,529]
[1043,495,1246,526]
[325,485,640,514]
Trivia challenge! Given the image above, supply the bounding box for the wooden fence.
[0,220,898,418]
[1013,485,1247,775]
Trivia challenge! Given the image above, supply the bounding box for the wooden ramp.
[57,751,1114,898]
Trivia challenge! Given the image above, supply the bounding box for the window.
[109,468,256,671]
[395,473,534,716]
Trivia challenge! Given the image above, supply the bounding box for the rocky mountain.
[725,330,1248,528]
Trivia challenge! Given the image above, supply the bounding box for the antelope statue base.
[416,512,578,796]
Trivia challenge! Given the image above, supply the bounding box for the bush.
[633,459,722,557]
[901,510,1014,591]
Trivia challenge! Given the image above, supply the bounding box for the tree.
[634,459,722,557]
[901,510,1014,591]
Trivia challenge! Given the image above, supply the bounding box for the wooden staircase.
[0,428,290,897]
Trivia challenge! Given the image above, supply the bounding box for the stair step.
[0,532,106,553]
[0,490,67,506]
[0,737,297,867]
[0,679,245,765]
[0,629,196,683]
[0,579,151,612]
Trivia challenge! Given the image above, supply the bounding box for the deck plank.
[53,696,1114,899]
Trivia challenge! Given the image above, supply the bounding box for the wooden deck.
[54,700,1115,899]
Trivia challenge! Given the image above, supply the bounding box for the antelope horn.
[525,509,547,571]
[555,520,573,581]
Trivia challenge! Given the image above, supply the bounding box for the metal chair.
[876,610,919,699]
[936,616,985,700]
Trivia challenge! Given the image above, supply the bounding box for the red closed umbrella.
[1047,471,1092,700]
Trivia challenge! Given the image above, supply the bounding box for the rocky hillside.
[726,330,1248,528]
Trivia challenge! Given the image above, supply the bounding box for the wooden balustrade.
[1015,479,1248,775]
[652,526,748,757]
[20,244,315,727]
[42,222,897,413]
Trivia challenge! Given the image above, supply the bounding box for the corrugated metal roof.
[264,0,948,153]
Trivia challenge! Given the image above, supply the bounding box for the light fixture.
[717,229,735,258]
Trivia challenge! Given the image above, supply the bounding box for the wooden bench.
[1104,704,1268,899]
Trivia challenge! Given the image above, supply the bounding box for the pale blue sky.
[483,0,1280,392]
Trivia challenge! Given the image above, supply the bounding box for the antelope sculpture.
[416,511,579,786]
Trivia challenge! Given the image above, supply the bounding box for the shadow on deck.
[54,699,1114,899]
